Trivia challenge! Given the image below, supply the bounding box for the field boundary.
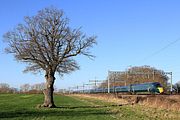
[67,94,180,111]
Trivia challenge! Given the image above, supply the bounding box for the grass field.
[0,94,180,120]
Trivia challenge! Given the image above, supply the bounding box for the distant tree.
[100,66,169,89]
[20,84,31,92]
[31,83,45,91]
[0,83,10,93]
[10,87,19,93]
[0,83,10,89]
[0,83,18,93]
[3,7,96,108]
[124,66,169,88]
[173,81,180,94]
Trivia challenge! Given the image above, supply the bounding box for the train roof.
[131,82,161,86]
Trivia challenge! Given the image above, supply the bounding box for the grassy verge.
[70,94,180,120]
[0,93,180,120]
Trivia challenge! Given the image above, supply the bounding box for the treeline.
[173,81,180,94]
[99,66,172,92]
[0,83,18,93]
[0,83,45,94]
[20,83,46,94]
[0,82,59,94]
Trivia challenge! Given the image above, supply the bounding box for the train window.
[154,83,162,87]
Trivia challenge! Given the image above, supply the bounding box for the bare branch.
[3,7,97,75]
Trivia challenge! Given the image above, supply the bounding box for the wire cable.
[142,38,180,62]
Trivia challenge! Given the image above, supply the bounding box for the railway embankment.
[136,95,180,111]
[70,94,180,111]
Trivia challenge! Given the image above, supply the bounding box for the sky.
[1,0,180,90]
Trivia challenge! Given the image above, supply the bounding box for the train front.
[155,82,164,94]
[157,87,164,94]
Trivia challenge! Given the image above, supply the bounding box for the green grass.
[0,94,180,120]
[0,94,115,120]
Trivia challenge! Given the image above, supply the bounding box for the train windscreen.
[154,83,162,87]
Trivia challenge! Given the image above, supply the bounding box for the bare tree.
[100,66,168,89]
[20,84,31,92]
[173,81,180,94]
[31,83,45,91]
[3,7,97,108]
[0,83,10,93]
[0,83,10,89]
[0,83,18,93]
[123,66,169,88]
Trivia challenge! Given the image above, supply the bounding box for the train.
[80,82,164,94]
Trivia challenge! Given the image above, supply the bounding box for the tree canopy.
[4,7,97,75]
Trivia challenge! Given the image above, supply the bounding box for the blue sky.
[1,0,180,89]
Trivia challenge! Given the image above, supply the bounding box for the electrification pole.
[170,72,173,94]
[108,71,110,93]
[89,78,102,92]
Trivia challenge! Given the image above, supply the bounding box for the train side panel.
[115,86,130,93]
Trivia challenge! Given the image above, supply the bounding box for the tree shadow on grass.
[0,105,119,119]
[57,104,122,109]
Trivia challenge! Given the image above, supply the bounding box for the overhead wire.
[141,38,180,62]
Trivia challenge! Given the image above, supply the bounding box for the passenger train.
[83,82,164,94]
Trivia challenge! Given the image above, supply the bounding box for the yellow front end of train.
[157,87,164,94]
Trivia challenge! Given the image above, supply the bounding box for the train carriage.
[115,82,164,94]
[78,82,164,94]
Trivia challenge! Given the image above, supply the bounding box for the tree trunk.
[41,69,56,108]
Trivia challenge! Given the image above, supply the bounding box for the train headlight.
[157,87,164,93]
